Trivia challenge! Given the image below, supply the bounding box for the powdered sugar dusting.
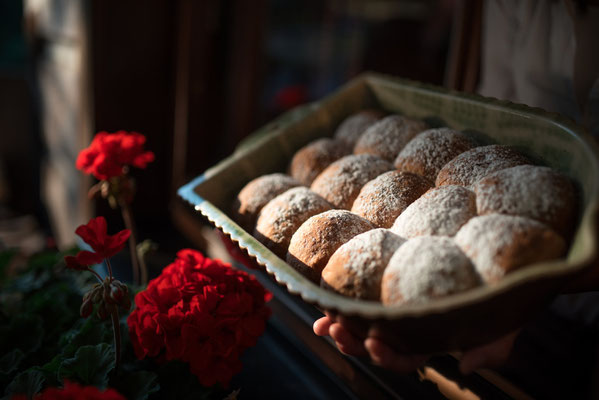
[454,214,566,283]
[287,209,375,281]
[254,187,332,253]
[322,229,405,300]
[474,165,577,236]
[354,115,428,162]
[310,154,394,209]
[391,185,476,238]
[394,128,475,182]
[351,170,432,228]
[233,173,301,230]
[334,109,384,145]
[436,145,530,188]
[381,236,480,305]
[289,138,350,185]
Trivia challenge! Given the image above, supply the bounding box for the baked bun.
[232,173,301,232]
[351,171,432,228]
[354,115,428,162]
[321,229,405,301]
[289,138,350,186]
[286,210,374,282]
[436,145,530,188]
[381,236,480,305]
[333,109,384,146]
[391,185,476,238]
[310,154,394,209]
[254,187,332,258]
[394,128,475,182]
[454,214,567,284]
[474,165,577,238]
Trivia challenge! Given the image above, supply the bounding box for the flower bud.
[80,298,93,318]
[109,285,124,304]
[97,303,108,320]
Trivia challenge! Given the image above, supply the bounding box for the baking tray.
[178,72,599,353]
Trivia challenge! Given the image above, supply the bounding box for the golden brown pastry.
[354,115,428,162]
[321,228,405,301]
[310,154,394,210]
[253,187,332,258]
[436,144,530,188]
[474,165,578,239]
[381,236,481,305]
[351,170,432,228]
[454,214,567,284]
[333,109,384,146]
[394,127,475,182]
[232,173,301,232]
[289,138,350,186]
[286,210,374,283]
[390,185,476,238]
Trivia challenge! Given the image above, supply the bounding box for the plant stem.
[87,268,104,283]
[105,258,114,281]
[119,198,148,285]
[109,305,121,370]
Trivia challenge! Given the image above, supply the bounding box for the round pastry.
[286,210,375,283]
[394,127,475,182]
[351,170,432,228]
[454,214,567,284]
[232,173,301,232]
[354,115,428,162]
[474,165,578,238]
[289,138,350,186]
[253,187,332,259]
[333,109,384,146]
[321,229,405,301]
[381,236,481,305]
[391,185,476,238]
[310,154,394,210]
[436,144,530,188]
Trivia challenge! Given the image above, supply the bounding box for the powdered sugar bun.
[289,138,351,186]
[436,145,530,188]
[334,109,384,146]
[381,236,481,305]
[232,173,301,232]
[394,127,475,182]
[390,185,476,238]
[354,115,428,162]
[254,187,332,258]
[321,229,405,301]
[286,210,375,283]
[454,214,567,284]
[474,165,578,238]
[351,170,432,228]
[310,154,394,210]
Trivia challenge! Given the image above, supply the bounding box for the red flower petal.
[64,255,88,271]
[126,249,271,387]
[76,250,104,266]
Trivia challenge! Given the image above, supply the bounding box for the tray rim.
[178,72,599,320]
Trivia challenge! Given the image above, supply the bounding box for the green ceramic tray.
[178,72,599,353]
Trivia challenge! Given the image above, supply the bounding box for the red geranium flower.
[33,380,125,400]
[76,131,155,180]
[127,249,272,388]
[75,217,130,259]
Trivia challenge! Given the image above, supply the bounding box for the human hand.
[313,313,519,374]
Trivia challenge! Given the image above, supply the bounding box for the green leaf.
[5,369,45,398]
[59,343,115,388]
[59,318,110,359]
[112,370,160,400]
[0,314,43,355]
[0,348,24,375]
